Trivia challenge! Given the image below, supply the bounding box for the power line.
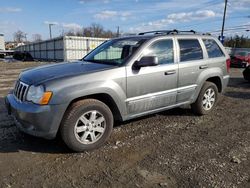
[210,27,250,34]
[209,24,250,32]
[179,14,250,34]
[180,0,222,13]
[122,0,224,27]
[180,15,250,29]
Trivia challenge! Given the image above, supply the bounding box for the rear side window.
[203,39,225,58]
[178,39,203,62]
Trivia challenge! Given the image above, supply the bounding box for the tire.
[191,82,218,115]
[60,99,113,152]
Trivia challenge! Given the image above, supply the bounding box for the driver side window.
[143,39,174,65]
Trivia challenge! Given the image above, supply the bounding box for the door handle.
[164,70,176,75]
[199,65,208,69]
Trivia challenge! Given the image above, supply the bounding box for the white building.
[0,34,5,51]
[15,36,108,61]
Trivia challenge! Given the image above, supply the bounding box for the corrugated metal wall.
[64,36,108,61]
[15,36,108,61]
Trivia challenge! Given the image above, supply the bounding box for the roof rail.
[138,29,197,35]
[138,30,173,35]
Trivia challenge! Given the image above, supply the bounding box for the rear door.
[176,37,207,103]
[126,37,178,115]
[202,38,227,73]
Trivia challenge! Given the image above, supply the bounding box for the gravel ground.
[0,61,249,188]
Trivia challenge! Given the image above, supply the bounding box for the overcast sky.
[0,0,250,41]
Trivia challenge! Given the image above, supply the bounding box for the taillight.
[226,58,230,73]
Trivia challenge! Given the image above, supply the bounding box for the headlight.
[26,85,52,105]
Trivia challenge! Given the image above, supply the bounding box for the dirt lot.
[0,61,249,188]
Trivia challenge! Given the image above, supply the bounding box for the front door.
[126,38,178,116]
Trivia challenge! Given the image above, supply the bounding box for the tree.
[65,30,76,36]
[91,23,104,37]
[64,23,117,38]
[83,27,92,37]
[224,35,250,48]
[32,34,42,42]
[103,30,116,38]
[13,30,26,43]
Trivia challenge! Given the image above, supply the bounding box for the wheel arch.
[65,93,123,122]
[191,71,223,103]
[206,76,222,93]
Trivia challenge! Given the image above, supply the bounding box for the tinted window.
[178,39,203,62]
[143,39,174,64]
[203,39,224,58]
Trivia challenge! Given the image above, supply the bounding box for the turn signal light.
[39,91,53,105]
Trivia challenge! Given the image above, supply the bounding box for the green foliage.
[224,35,250,48]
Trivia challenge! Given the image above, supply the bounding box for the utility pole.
[24,33,28,42]
[49,23,55,39]
[220,0,228,43]
[117,26,120,37]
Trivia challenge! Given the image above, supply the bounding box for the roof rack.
[202,32,211,35]
[138,30,173,35]
[138,29,197,35]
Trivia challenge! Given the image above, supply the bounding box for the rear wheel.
[60,99,113,152]
[191,82,218,115]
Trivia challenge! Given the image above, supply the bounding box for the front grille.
[14,81,29,102]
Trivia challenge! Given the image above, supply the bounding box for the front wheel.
[60,99,113,152]
[191,82,218,115]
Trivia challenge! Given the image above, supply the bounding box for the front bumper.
[5,94,68,139]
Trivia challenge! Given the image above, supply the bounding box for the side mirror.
[134,56,159,68]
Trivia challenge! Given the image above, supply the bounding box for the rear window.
[203,39,224,58]
[178,39,203,62]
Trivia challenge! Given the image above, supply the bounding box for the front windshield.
[83,38,147,65]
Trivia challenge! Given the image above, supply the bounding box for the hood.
[19,61,115,85]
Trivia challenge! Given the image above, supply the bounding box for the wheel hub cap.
[202,88,215,111]
[74,110,106,144]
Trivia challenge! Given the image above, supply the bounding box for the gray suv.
[5,30,230,151]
